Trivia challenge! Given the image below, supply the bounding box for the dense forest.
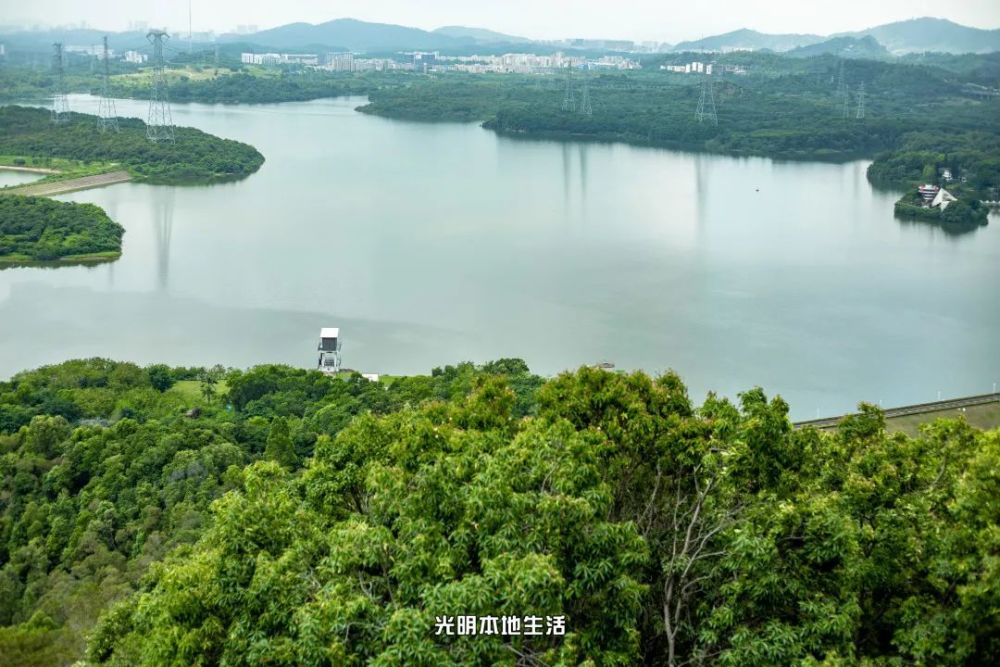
[0,195,124,263]
[0,358,996,666]
[0,106,264,184]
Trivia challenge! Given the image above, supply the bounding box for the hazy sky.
[3,0,999,42]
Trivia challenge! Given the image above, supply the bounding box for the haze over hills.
[218,18,465,52]
[0,15,996,56]
[836,17,1000,55]
[671,28,825,53]
[672,18,999,55]
[786,35,891,60]
[433,25,531,44]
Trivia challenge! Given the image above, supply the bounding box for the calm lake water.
[0,169,43,188]
[2,94,998,418]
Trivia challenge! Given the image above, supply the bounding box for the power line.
[97,36,119,133]
[146,30,175,143]
[51,42,69,123]
[855,81,866,120]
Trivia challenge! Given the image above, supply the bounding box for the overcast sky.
[3,0,999,42]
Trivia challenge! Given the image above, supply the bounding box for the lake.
[1,94,998,419]
[0,169,43,188]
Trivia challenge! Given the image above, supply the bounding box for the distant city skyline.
[2,0,998,43]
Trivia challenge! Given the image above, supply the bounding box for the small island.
[0,195,124,264]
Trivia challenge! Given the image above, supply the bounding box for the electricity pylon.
[97,36,119,132]
[855,81,865,120]
[146,30,174,143]
[51,43,69,122]
[695,73,717,125]
[836,60,850,118]
[579,73,593,116]
[561,64,576,112]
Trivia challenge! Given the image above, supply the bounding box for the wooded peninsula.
[0,106,264,184]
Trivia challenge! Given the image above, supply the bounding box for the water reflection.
[896,214,990,238]
[152,187,175,289]
[562,143,571,204]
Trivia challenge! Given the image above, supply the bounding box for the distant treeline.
[0,195,124,262]
[0,106,264,184]
[106,71,375,105]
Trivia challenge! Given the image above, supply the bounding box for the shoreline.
[1,170,133,196]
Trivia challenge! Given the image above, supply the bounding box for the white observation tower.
[317,327,342,374]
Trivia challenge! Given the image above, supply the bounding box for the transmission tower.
[579,73,593,116]
[855,81,865,120]
[146,30,175,143]
[51,43,69,122]
[97,36,119,132]
[561,64,576,113]
[836,60,850,118]
[695,74,717,125]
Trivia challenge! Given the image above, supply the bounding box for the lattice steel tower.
[97,36,119,132]
[51,43,69,122]
[579,73,593,116]
[855,81,865,119]
[146,30,174,143]
[561,64,576,112]
[695,73,717,125]
[836,60,850,118]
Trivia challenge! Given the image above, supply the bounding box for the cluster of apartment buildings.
[240,52,320,66]
[439,53,641,74]
[660,61,749,76]
[252,50,641,75]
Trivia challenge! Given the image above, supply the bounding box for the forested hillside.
[1,359,996,665]
[0,106,264,184]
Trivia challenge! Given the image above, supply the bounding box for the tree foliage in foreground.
[0,195,124,261]
[0,359,997,665]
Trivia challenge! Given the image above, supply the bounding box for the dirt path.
[3,170,133,196]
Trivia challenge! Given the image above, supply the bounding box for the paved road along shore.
[794,392,1000,429]
[2,170,132,196]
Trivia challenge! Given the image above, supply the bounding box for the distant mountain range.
[433,26,530,44]
[786,35,891,60]
[673,18,998,55]
[218,19,531,52]
[836,17,1000,54]
[219,18,461,52]
[672,29,825,53]
[0,16,996,57]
